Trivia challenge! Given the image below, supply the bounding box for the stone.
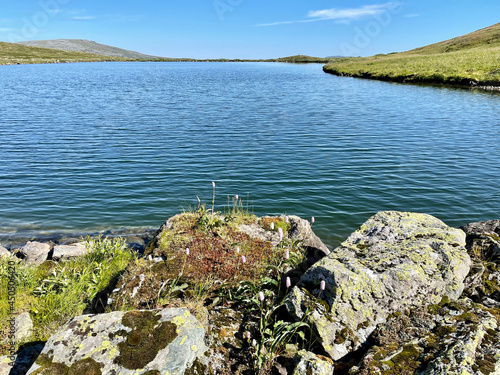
[51,242,88,261]
[460,219,500,260]
[351,298,500,375]
[26,308,208,375]
[0,246,11,258]
[286,211,471,361]
[14,312,33,342]
[18,242,51,265]
[293,350,334,375]
[0,344,44,375]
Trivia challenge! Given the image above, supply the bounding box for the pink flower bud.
[186,248,190,256]
[252,339,257,346]
[212,181,216,188]
[259,291,265,301]
[286,277,291,288]
[285,216,289,223]
[320,280,326,291]
[241,255,246,263]
[311,216,315,224]
[278,227,283,242]
[284,249,289,260]
[236,246,240,253]
[246,331,251,339]
[235,194,239,201]
[270,222,275,230]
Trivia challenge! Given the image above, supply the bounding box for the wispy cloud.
[66,16,96,21]
[257,2,400,27]
[404,13,420,18]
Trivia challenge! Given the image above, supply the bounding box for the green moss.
[115,311,178,370]
[434,325,457,336]
[68,358,102,375]
[142,371,161,375]
[428,295,450,314]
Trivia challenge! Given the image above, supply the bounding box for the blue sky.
[1,1,499,59]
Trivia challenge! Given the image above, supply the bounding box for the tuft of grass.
[0,236,136,350]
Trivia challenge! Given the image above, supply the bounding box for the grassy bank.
[0,41,132,65]
[324,22,500,89]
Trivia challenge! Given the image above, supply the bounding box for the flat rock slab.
[27,308,208,375]
[286,211,471,360]
[51,243,88,261]
[18,242,51,265]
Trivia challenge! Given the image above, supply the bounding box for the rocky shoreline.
[1,211,499,374]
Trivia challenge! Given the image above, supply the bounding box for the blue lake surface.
[1,61,499,247]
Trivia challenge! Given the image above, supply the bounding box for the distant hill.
[274,54,329,63]
[407,22,500,55]
[323,22,500,89]
[17,39,161,60]
[0,41,129,65]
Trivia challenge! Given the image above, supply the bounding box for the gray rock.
[460,219,500,260]
[286,211,471,361]
[51,242,88,261]
[293,350,334,375]
[26,308,208,375]
[287,215,330,256]
[0,246,10,258]
[18,242,51,265]
[14,312,33,342]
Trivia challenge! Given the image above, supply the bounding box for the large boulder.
[18,242,51,265]
[27,308,208,375]
[351,298,500,374]
[286,211,471,360]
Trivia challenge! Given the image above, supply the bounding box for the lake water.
[1,62,499,248]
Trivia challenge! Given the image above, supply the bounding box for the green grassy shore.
[324,22,500,89]
[0,41,328,65]
[0,41,132,65]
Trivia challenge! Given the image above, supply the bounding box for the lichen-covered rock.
[26,308,208,375]
[51,243,88,261]
[293,350,334,375]
[461,220,500,261]
[286,211,471,360]
[18,242,51,265]
[351,298,500,375]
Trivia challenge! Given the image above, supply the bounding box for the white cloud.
[257,2,401,27]
[67,16,96,21]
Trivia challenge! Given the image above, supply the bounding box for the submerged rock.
[26,308,208,375]
[286,211,471,361]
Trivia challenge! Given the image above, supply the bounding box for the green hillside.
[274,54,329,63]
[324,22,500,88]
[0,41,131,65]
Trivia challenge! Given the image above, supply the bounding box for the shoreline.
[323,66,500,92]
